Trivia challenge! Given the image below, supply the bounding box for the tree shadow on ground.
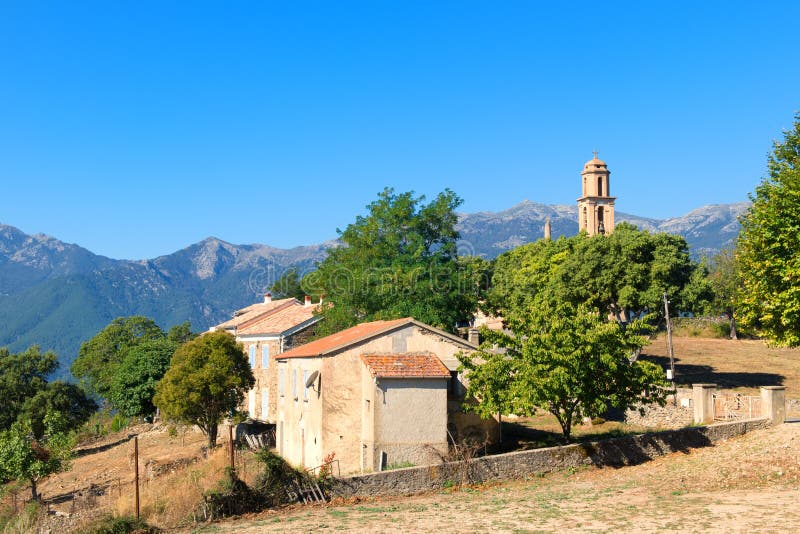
[639,354,785,389]
[499,422,647,453]
[73,433,135,458]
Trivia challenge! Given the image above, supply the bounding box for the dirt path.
[202,422,800,533]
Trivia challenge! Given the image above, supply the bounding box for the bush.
[76,514,158,534]
[252,450,303,507]
[200,467,260,520]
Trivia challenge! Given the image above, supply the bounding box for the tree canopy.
[487,224,708,324]
[70,317,196,414]
[737,113,800,346]
[0,414,74,500]
[460,299,667,440]
[707,248,740,339]
[71,316,164,398]
[108,338,177,417]
[306,188,479,334]
[154,331,254,448]
[0,345,58,431]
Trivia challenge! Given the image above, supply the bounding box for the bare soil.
[204,421,800,533]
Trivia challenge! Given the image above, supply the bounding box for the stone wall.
[624,388,694,428]
[331,418,771,498]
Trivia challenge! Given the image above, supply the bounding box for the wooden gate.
[712,393,761,421]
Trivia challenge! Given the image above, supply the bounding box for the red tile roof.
[277,318,412,359]
[360,353,450,378]
[276,317,476,359]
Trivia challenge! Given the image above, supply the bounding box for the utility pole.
[229,425,235,473]
[663,293,676,387]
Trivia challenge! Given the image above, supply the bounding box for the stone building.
[577,151,616,236]
[210,294,320,423]
[274,317,500,474]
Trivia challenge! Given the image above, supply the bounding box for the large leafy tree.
[461,297,668,441]
[154,331,254,448]
[0,346,58,431]
[71,316,164,398]
[108,339,177,417]
[307,188,477,334]
[487,225,707,325]
[270,267,308,301]
[737,113,800,346]
[19,382,97,440]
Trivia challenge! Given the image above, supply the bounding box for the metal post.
[134,436,140,520]
[664,293,678,405]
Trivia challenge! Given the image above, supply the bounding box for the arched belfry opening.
[577,151,616,236]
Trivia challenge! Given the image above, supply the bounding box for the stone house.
[210,294,320,423]
[274,317,499,474]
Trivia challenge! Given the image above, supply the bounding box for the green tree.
[154,331,254,448]
[558,223,700,321]
[307,188,476,334]
[0,413,73,500]
[708,248,741,339]
[167,321,197,345]
[108,339,177,417]
[460,298,668,441]
[0,346,58,431]
[19,381,97,440]
[270,267,308,301]
[737,113,800,346]
[71,316,164,398]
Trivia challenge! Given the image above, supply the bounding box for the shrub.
[200,467,260,520]
[252,450,303,507]
[76,514,158,534]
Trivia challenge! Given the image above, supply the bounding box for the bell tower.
[577,151,615,236]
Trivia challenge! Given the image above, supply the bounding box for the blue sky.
[1,1,798,260]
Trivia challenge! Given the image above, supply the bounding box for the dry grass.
[641,334,800,396]
[205,422,800,533]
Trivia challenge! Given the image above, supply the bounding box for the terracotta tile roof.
[237,303,320,335]
[212,298,298,331]
[277,318,412,359]
[360,352,450,378]
[276,317,477,359]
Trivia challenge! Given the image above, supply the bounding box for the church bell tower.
[577,151,615,236]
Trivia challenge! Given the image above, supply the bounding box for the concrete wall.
[331,418,771,498]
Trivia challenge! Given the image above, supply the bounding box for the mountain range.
[0,200,748,377]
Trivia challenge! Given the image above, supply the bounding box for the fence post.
[134,436,140,520]
[692,383,716,424]
[760,386,786,425]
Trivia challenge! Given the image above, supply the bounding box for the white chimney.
[304,295,312,306]
[264,292,272,303]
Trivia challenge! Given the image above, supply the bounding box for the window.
[597,176,603,196]
[262,345,269,369]
[303,370,309,400]
[248,389,256,416]
[278,368,285,396]
[249,345,256,368]
[292,369,297,399]
[261,387,269,419]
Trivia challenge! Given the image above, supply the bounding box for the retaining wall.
[331,418,771,498]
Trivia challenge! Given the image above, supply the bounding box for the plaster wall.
[370,378,448,471]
